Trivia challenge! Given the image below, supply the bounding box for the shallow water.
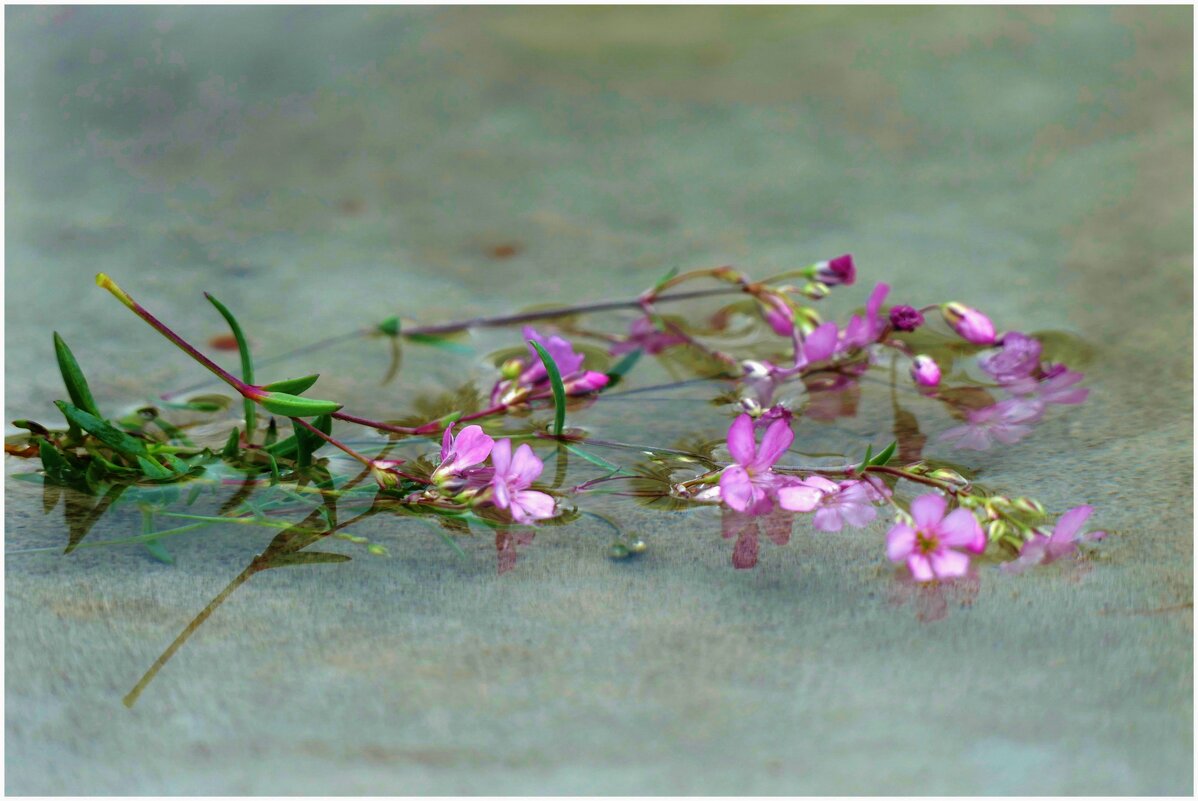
[5,7,1192,794]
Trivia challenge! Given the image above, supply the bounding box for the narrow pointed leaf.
[263,551,351,569]
[53,333,100,417]
[54,401,149,458]
[261,374,320,395]
[205,293,256,437]
[868,440,898,467]
[257,391,342,418]
[529,340,566,437]
[137,456,175,479]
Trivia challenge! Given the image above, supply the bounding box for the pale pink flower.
[793,320,840,369]
[1001,505,1106,574]
[718,413,795,514]
[492,327,608,404]
[797,476,883,532]
[939,397,1045,450]
[433,424,494,480]
[886,494,986,581]
[489,439,555,524]
[979,331,1042,384]
[1006,365,1089,405]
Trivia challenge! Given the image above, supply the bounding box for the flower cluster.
[491,327,609,406]
[376,424,556,525]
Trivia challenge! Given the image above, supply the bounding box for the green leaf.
[261,374,320,395]
[653,266,680,292]
[856,443,873,474]
[222,427,241,459]
[136,456,175,480]
[378,316,401,337]
[529,340,566,437]
[53,333,100,417]
[295,414,332,469]
[257,391,342,418]
[54,401,149,458]
[868,440,898,467]
[264,551,351,569]
[205,293,256,438]
[163,395,231,413]
[142,538,175,565]
[604,348,642,388]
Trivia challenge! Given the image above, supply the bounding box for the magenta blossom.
[794,476,884,532]
[611,316,686,356]
[910,355,941,387]
[939,397,1045,450]
[793,320,840,369]
[888,305,924,332]
[886,494,986,581]
[839,282,890,352]
[433,424,494,482]
[492,327,609,404]
[718,414,823,515]
[813,253,856,287]
[979,331,1042,384]
[941,302,996,345]
[489,439,555,524]
[1001,505,1106,574]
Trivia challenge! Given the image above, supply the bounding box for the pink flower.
[888,305,924,332]
[489,439,555,524]
[886,494,986,582]
[979,331,1042,384]
[814,253,856,286]
[939,397,1045,450]
[910,355,941,387]
[796,476,883,532]
[434,424,494,481]
[1001,505,1106,574]
[941,302,996,345]
[611,316,685,356]
[839,282,890,351]
[718,414,796,514]
[492,327,608,404]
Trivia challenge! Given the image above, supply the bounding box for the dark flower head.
[888,305,924,332]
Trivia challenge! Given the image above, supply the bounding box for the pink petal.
[930,548,970,579]
[812,506,843,532]
[907,553,934,582]
[450,425,494,470]
[440,425,455,462]
[777,484,822,512]
[801,475,840,494]
[840,501,878,529]
[726,414,757,466]
[508,443,545,487]
[719,465,757,513]
[804,321,839,363]
[491,438,512,476]
[939,508,985,553]
[754,418,794,469]
[492,475,511,510]
[910,494,947,528]
[511,490,555,523]
[886,523,916,561]
[1052,505,1093,543]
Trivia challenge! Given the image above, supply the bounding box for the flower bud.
[758,293,796,337]
[910,355,941,387]
[500,358,524,380]
[369,459,403,490]
[813,253,856,286]
[888,305,924,332]
[928,467,969,488]
[987,520,1010,541]
[800,281,830,300]
[1012,497,1046,516]
[940,302,996,345]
